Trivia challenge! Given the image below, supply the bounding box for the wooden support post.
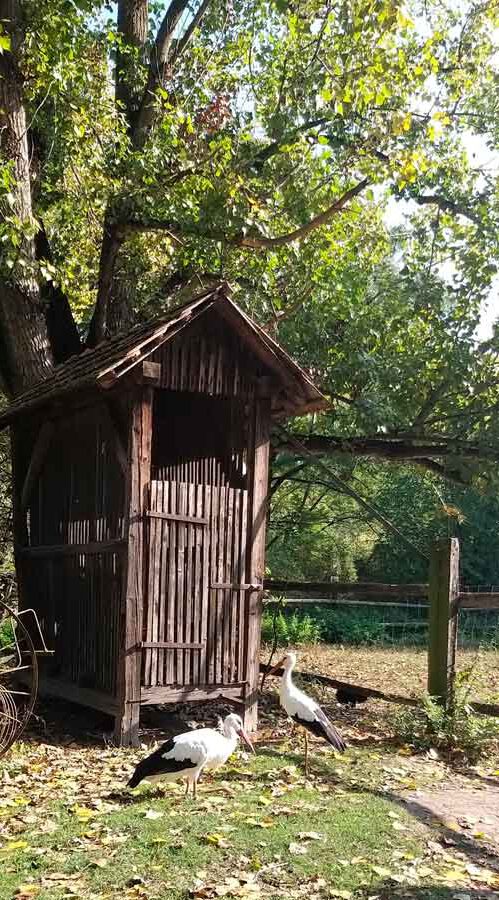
[244,398,270,733]
[428,538,459,704]
[20,421,54,513]
[114,387,153,747]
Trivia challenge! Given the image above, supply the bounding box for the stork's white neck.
[222,723,239,745]
[282,659,296,689]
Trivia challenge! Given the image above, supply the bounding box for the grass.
[0,744,425,900]
[2,642,499,899]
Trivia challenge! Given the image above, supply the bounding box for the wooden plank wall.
[152,311,259,402]
[19,404,127,701]
[142,477,249,691]
[143,317,258,695]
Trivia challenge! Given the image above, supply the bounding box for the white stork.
[267,651,346,773]
[127,713,255,798]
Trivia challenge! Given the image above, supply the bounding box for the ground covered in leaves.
[1,645,499,900]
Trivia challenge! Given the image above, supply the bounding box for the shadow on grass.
[374,883,497,899]
[255,743,499,876]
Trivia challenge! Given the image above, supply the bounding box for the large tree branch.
[133,0,209,148]
[412,193,482,225]
[276,432,499,464]
[121,177,370,248]
[172,0,212,61]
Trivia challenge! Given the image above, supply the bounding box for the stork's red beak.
[266,657,286,677]
[238,727,256,754]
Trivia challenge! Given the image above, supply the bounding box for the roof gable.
[0,284,327,428]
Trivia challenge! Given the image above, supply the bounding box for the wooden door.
[142,479,251,690]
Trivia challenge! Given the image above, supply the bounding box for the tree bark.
[0,0,54,395]
[116,0,149,130]
[87,0,150,345]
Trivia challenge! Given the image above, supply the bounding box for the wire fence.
[263,593,499,650]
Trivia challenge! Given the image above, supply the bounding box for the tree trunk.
[0,0,54,396]
[116,0,149,129]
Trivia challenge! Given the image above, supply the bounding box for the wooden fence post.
[427,538,459,704]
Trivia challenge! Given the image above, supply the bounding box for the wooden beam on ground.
[427,538,459,703]
[259,663,499,717]
[35,676,119,716]
[259,663,418,706]
[21,421,54,513]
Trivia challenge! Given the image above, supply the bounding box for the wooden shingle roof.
[0,284,328,428]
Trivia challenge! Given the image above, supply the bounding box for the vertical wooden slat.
[238,486,248,682]
[231,487,241,682]
[184,482,195,684]
[166,481,177,685]
[207,481,218,684]
[114,387,152,747]
[199,481,209,684]
[223,487,234,683]
[214,485,225,684]
[194,478,205,684]
[176,482,187,684]
[145,482,156,686]
[155,481,166,685]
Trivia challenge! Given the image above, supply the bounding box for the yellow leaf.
[73,806,95,820]
[203,833,228,848]
[371,865,391,877]
[441,869,468,883]
[2,840,29,852]
[15,886,39,896]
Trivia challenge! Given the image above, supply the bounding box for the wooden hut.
[0,284,326,745]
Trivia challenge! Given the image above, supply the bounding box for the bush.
[393,671,499,762]
[261,609,321,646]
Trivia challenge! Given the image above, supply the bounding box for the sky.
[385,126,499,343]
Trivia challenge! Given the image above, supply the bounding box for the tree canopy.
[1,0,499,487]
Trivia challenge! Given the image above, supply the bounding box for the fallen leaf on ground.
[288,842,307,855]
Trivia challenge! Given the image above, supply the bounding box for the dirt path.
[404,784,499,845]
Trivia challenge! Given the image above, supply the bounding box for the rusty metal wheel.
[0,600,38,757]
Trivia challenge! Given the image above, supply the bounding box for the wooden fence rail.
[265,538,499,714]
[264,579,429,597]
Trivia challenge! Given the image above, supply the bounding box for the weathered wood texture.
[115,387,153,746]
[458,592,499,609]
[244,399,270,731]
[428,538,459,703]
[264,579,429,597]
[14,404,127,700]
[151,310,259,401]
[10,297,284,736]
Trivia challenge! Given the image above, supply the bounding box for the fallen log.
[259,663,499,717]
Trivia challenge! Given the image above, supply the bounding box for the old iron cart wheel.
[0,600,38,757]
